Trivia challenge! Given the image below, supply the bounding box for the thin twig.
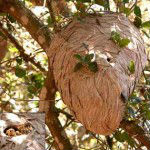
[0,22,46,73]
[47,0,58,31]
[129,0,138,12]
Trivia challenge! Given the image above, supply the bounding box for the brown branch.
[39,66,73,150]
[30,0,43,6]
[120,120,150,149]
[47,0,58,31]
[0,0,51,52]
[0,33,7,62]
[30,0,70,17]
[52,0,70,17]
[0,22,46,72]
[113,0,124,12]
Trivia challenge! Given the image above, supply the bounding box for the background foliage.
[0,0,150,150]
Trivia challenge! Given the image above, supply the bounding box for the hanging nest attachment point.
[48,13,147,135]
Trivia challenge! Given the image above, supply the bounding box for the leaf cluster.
[111,31,130,48]
[114,131,136,147]
[128,60,135,74]
[74,53,98,73]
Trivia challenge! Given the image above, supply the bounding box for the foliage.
[111,31,130,48]
[128,60,135,74]
[0,0,150,150]
[74,53,98,73]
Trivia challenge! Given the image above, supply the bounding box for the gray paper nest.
[48,13,147,135]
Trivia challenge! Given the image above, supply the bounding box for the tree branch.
[0,33,7,62]
[30,0,70,17]
[0,0,51,52]
[120,120,150,149]
[0,22,46,72]
[39,66,73,150]
[47,0,58,31]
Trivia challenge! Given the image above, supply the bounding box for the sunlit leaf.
[15,66,26,78]
[119,38,130,48]
[128,60,135,74]
[111,31,120,43]
[47,16,53,26]
[123,7,130,16]
[114,131,126,142]
[141,21,150,28]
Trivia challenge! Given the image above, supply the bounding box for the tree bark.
[39,68,73,150]
[0,0,51,52]
[120,120,150,149]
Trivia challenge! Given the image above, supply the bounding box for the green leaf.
[0,13,7,16]
[123,7,130,16]
[145,111,150,120]
[141,102,150,120]
[128,60,135,74]
[74,62,83,72]
[114,131,126,142]
[123,0,129,3]
[27,85,37,94]
[141,21,150,28]
[88,62,98,73]
[30,74,44,89]
[31,73,44,82]
[35,82,43,89]
[134,16,142,28]
[128,106,135,117]
[125,135,136,147]
[95,0,105,6]
[74,54,83,61]
[47,16,53,26]
[16,58,23,65]
[15,67,26,78]
[7,14,16,23]
[134,5,141,18]
[111,31,121,43]
[119,38,130,48]
[130,97,142,106]
[84,54,94,63]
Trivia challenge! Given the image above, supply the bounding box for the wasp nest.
[48,13,147,135]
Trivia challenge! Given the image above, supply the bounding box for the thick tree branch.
[0,22,46,72]
[47,0,57,31]
[39,66,73,150]
[120,120,150,149]
[0,0,51,52]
